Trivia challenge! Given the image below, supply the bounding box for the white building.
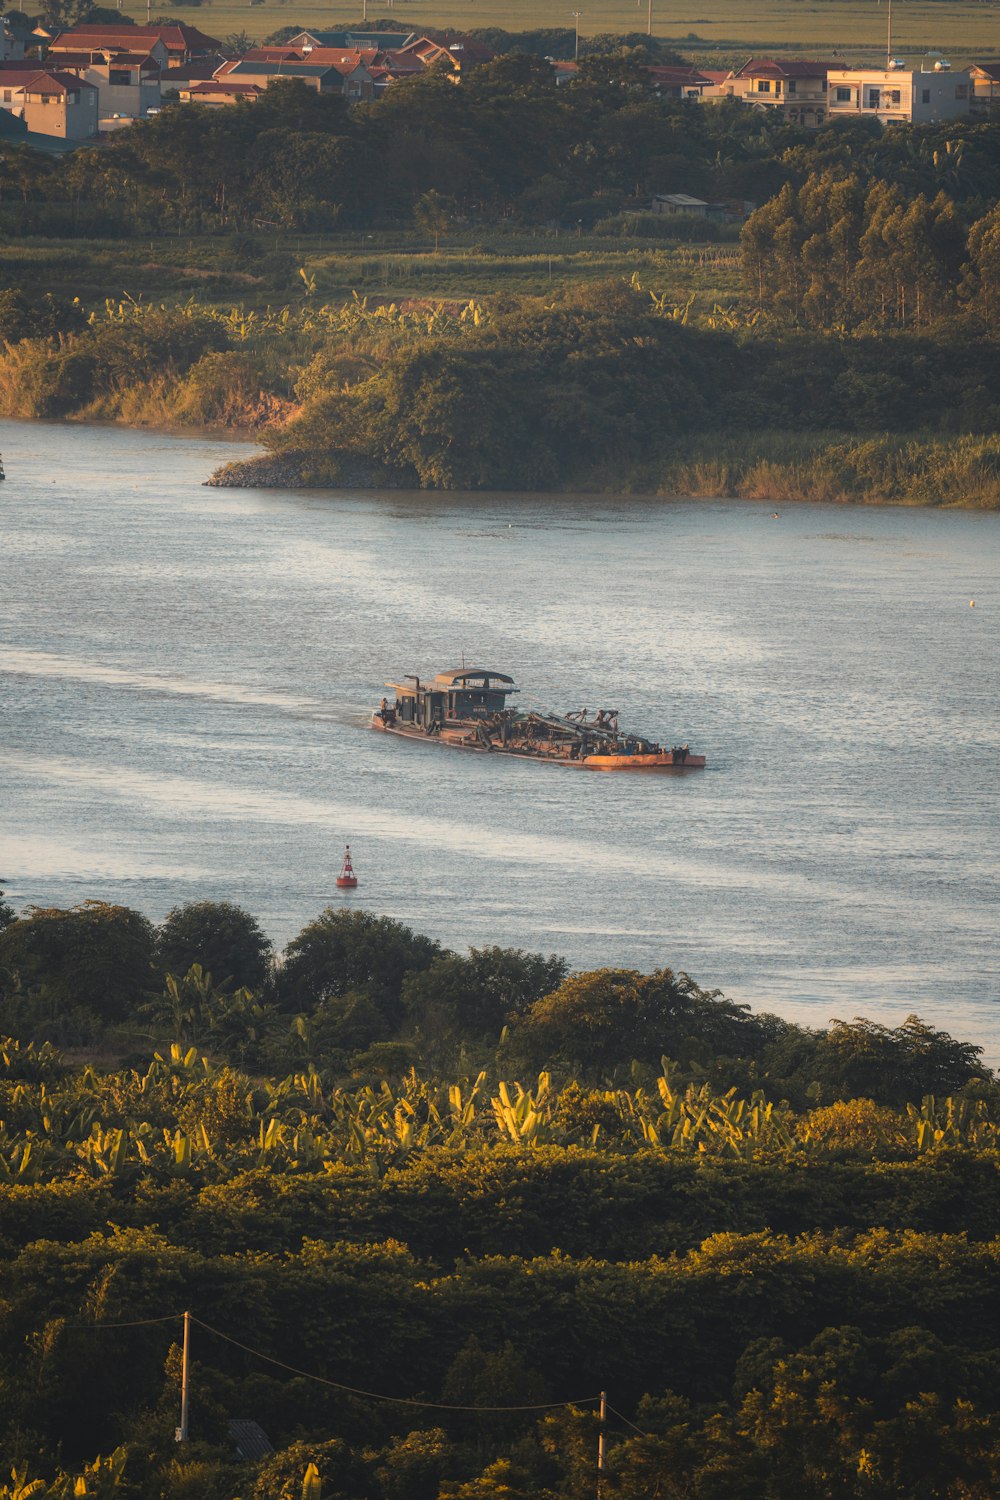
[826,61,972,124]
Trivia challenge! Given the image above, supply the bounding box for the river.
[1,419,998,1054]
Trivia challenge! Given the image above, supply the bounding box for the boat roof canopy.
[384,669,517,697]
[434,668,516,688]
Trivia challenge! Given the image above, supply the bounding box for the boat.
[371,668,705,771]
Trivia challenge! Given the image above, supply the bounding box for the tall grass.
[654,432,1000,510]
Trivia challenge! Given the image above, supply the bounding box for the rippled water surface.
[2,420,998,1051]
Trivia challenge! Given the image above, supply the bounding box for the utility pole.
[570,10,582,61]
[597,1390,607,1499]
[178,1310,191,1444]
[647,0,652,38]
[885,0,892,66]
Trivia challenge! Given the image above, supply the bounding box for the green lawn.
[135,0,1000,64]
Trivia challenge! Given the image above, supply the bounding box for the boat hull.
[371,719,705,770]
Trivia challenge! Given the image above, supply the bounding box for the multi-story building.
[825,61,972,123]
[0,65,98,138]
[47,22,221,68]
[46,49,161,119]
[213,48,376,103]
[719,59,830,126]
[969,62,1000,114]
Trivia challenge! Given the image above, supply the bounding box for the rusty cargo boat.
[372,668,705,771]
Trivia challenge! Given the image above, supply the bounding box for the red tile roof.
[421,30,494,62]
[644,64,714,86]
[298,46,369,70]
[731,57,829,79]
[17,68,98,93]
[240,46,304,61]
[163,57,223,81]
[50,22,221,55]
[186,79,261,95]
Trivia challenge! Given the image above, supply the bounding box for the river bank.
[4,288,1000,506]
[205,431,1000,508]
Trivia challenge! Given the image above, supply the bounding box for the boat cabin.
[386,668,517,729]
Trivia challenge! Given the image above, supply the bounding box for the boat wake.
[0,647,323,713]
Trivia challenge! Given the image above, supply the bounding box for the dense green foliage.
[0,890,999,1495]
[2,70,1000,497]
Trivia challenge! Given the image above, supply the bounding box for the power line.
[607,1403,651,1439]
[191,1315,601,1413]
[61,1310,601,1414]
[66,1313,184,1330]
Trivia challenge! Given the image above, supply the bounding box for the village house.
[550,59,577,85]
[0,64,98,138]
[649,192,750,221]
[825,60,972,123]
[159,56,225,91]
[644,64,725,99]
[969,62,1000,114]
[214,49,376,102]
[283,29,417,53]
[717,59,830,126]
[280,29,490,84]
[46,49,161,120]
[177,78,263,107]
[650,192,719,217]
[47,22,221,68]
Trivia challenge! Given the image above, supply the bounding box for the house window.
[836,86,851,101]
[109,68,130,84]
[888,89,900,104]
[955,84,967,98]
[787,78,797,92]
[2,89,10,102]
[867,87,881,107]
[756,79,771,92]
[922,88,931,103]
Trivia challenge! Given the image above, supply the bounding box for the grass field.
[1,228,745,308]
[129,0,1000,65]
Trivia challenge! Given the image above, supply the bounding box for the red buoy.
[336,844,358,889]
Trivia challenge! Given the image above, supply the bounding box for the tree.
[279,907,443,1017]
[964,202,1000,329]
[400,946,568,1049]
[810,1015,985,1106]
[508,967,762,1073]
[0,900,155,1027]
[414,188,457,250]
[155,900,272,991]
